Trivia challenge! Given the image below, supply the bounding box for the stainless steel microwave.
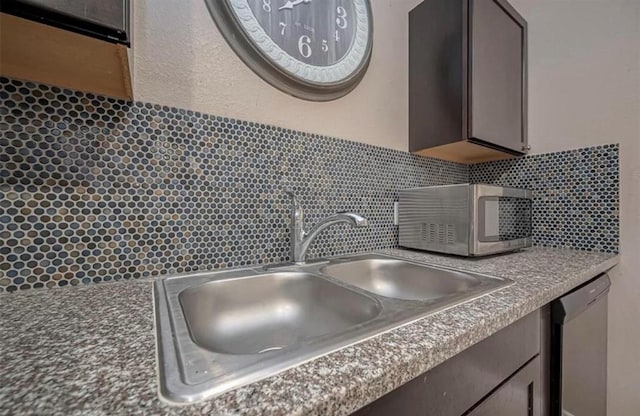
[398,184,532,257]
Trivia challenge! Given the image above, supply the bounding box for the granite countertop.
[0,247,618,416]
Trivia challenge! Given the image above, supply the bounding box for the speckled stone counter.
[0,247,618,416]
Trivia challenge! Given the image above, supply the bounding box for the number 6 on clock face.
[205,0,374,101]
[298,35,312,58]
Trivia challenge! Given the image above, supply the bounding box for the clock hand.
[278,0,312,11]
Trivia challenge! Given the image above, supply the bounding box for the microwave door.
[484,198,500,239]
[475,195,532,254]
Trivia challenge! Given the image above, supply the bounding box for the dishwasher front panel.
[550,274,611,416]
[561,294,608,416]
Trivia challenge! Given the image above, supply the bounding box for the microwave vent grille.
[421,223,455,245]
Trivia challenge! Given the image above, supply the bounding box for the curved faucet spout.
[297,213,368,264]
[309,213,369,230]
[285,191,368,264]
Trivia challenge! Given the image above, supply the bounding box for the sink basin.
[179,272,381,355]
[154,254,512,403]
[321,258,481,301]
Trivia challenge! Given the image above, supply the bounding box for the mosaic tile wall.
[0,77,469,292]
[471,144,619,253]
[0,75,619,293]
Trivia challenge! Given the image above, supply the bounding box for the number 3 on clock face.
[205,0,374,101]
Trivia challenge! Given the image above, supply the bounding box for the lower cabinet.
[468,356,540,416]
[353,310,545,416]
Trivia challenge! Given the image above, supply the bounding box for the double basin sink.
[154,253,512,403]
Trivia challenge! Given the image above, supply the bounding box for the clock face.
[245,0,357,67]
[206,0,373,100]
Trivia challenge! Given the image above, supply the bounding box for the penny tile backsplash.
[471,144,619,253]
[0,77,619,292]
[0,77,469,292]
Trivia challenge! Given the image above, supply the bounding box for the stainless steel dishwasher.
[550,274,611,416]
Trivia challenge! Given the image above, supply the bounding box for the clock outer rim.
[204,0,374,102]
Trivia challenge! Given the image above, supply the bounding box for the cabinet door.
[2,0,130,44]
[20,0,127,30]
[469,0,527,153]
[351,312,541,416]
[468,356,540,416]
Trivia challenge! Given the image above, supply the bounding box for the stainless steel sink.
[320,257,481,301]
[155,253,512,404]
[179,272,381,355]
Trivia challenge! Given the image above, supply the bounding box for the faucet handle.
[284,188,300,207]
[285,188,304,224]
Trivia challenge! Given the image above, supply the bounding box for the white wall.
[509,1,640,414]
[133,0,422,152]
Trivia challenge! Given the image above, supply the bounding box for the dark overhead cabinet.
[409,0,528,164]
[1,0,130,45]
[0,0,133,99]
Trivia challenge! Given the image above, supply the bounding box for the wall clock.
[205,0,374,101]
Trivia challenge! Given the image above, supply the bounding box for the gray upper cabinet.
[409,0,528,164]
[0,0,133,99]
[1,0,130,45]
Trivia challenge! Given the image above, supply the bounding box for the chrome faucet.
[285,190,369,264]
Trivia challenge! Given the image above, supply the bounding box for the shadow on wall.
[133,0,198,106]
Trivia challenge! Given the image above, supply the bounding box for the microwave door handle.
[476,185,532,199]
[504,188,532,199]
